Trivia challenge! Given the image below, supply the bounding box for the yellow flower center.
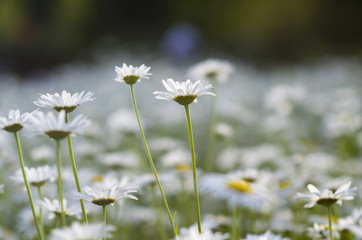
[91,175,103,183]
[226,179,252,193]
[176,164,192,172]
[279,180,291,189]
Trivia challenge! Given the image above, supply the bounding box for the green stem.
[204,81,218,172]
[65,112,88,223]
[103,205,107,240]
[328,206,334,240]
[129,84,177,236]
[184,105,202,233]
[38,186,45,239]
[56,140,66,226]
[231,207,240,240]
[13,132,44,240]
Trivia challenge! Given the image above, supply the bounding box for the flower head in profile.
[187,59,234,83]
[28,110,90,140]
[0,109,38,133]
[115,63,151,85]
[295,182,356,208]
[12,165,56,187]
[243,230,289,240]
[75,183,137,206]
[153,79,215,105]
[49,222,115,240]
[34,90,95,113]
[41,198,81,220]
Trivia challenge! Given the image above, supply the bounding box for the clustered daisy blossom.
[187,58,234,83]
[114,63,151,85]
[41,198,81,220]
[28,110,89,140]
[153,79,215,105]
[49,222,115,240]
[34,90,95,113]
[12,165,56,187]
[75,184,138,206]
[295,182,356,208]
[0,109,37,133]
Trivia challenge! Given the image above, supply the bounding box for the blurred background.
[1,0,362,77]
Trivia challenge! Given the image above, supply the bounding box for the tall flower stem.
[103,206,107,240]
[65,112,88,223]
[204,81,218,172]
[231,207,241,240]
[129,84,177,236]
[56,140,66,226]
[13,132,44,240]
[327,206,334,240]
[37,186,45,239]
[184,104,202,233]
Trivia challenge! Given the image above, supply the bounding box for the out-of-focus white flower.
[153,79,215,105]
[200,169,276,212]
[31,145,54,161]
[114,63,151,85]
[324,111,362,137]
[214,122,233,139]
[265,84,305,116]
[41,197,81,220]
[175,224,229,240]
[187,59,234,83]
[295,182,356,208]
[161,148,190,169]
[17,207,40,238]
[243,230,289,240]
[216,147,244,171]
[98,151,140,168]
[0,109,38,133]
[28,110,89,140]
[106,109,139,133]
[49,222,115,240]
[34,90,95,113]
[337,208,362,238]
[149,137,182,153]
[307,223,339,240]
[12,165,56,187]
[75,183,137,206]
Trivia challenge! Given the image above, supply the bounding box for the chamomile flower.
[28,110,89,140]
[175,225,229,240]
[75,183,138,206]
[243,230,289,240]
[114,63,151,85]
[49,222,115,240]
[153,78,215,105]
[0,109,37,133]
[12,165,56,187]
[34,90,95,113]
[295,182,356,208]
[187,58,234,83]
[41,198,81,220]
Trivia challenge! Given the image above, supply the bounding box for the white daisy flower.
[153,78,215,105]
[12,165,56,187]
[200,170,275,212]
[34,90,95,113]
[175,225,229,240]
[41,197,81,220]
[243,230,289,240]
[0,109,37,133]
[295,182,356,208]
[114,63,151,85]
[307,223,339,239]
[28,110,90,140]
[49,222,115,240]
[187,58,234,83]
[75,183,138,206]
